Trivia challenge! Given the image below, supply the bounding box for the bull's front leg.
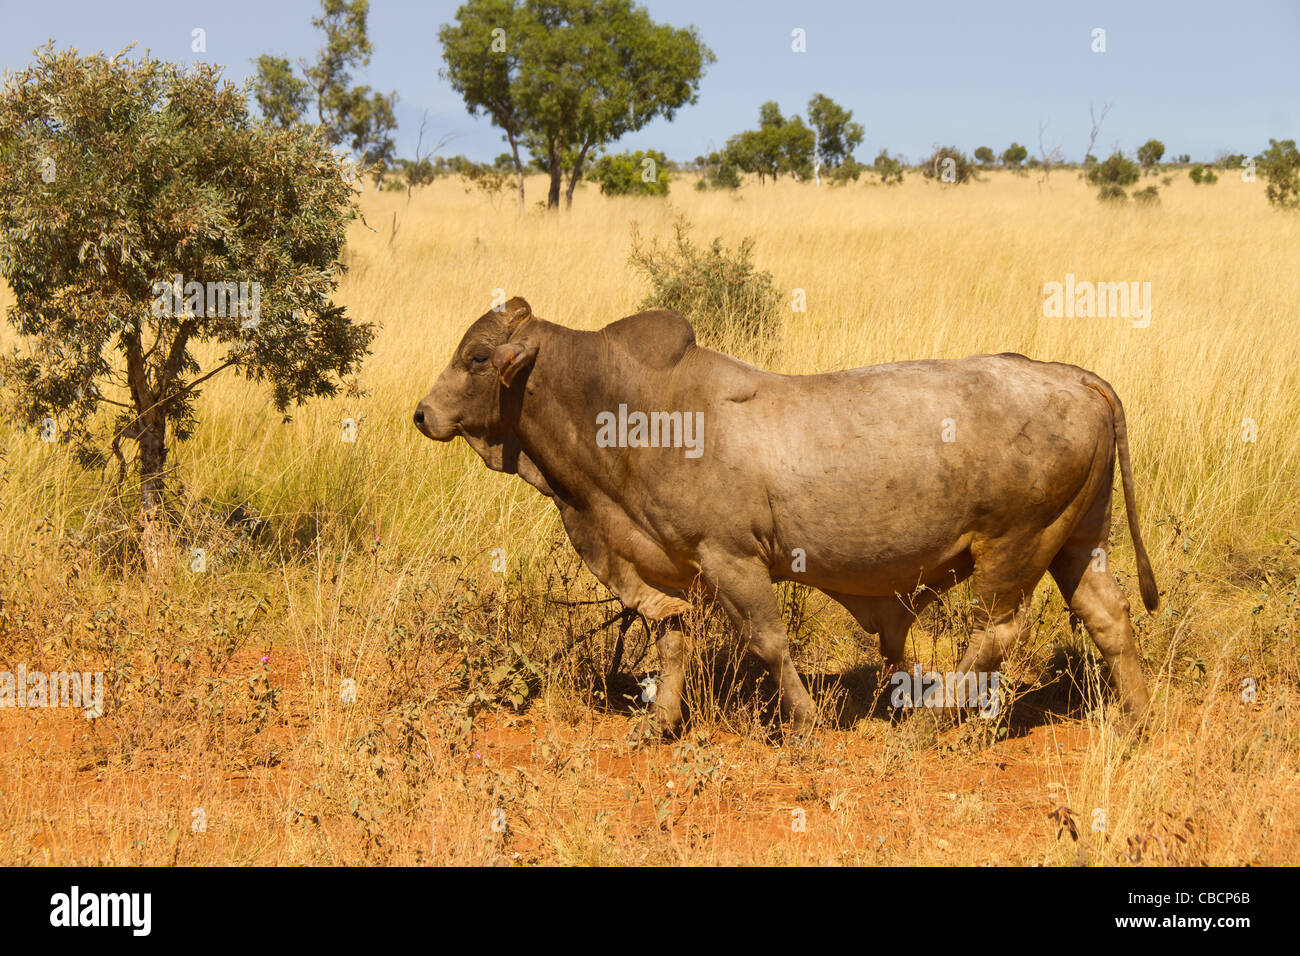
[648,616,687,736]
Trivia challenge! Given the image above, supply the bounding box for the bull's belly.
[770,530,975,596]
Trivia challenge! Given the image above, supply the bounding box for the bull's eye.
[469,349,492,369]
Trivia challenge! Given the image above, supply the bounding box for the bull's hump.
[600,310,696,370]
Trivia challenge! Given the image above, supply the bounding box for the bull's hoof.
[782,708,817,742]
[1118,702,1152,737]
[628,711,683,744]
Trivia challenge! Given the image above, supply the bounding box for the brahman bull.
[414,297,1158,735]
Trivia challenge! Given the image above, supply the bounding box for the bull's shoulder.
[599,310,696,370]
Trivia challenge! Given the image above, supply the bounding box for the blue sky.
[1,0,1295,163]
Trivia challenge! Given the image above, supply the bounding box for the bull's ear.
[502,296,532,328]
[492,338,538,387]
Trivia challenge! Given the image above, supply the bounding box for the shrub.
[1256,138,1300,209]
[828,157,865,186]
[1088,150,1140,202]
[589,149,670,197]
[1189,164,1218,185]
[628,216,778,347]
[874,149,904,185]
[1133,185,1161,205]
[695,152,741,190]
[922,146,974,184]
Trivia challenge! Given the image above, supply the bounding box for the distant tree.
[251,54,311,127]
[252,0,399,182]
[974,145,995,165]
[1088,149,1140,201]
[807,92,864,183]
[589,149,670,196]
[922,145,974,184]
[1137,139,1165,173]
[1037,120,1065,185]
[874,149,904,185]
[0,47,373,510]
[440,0,714,212]
[1256,138,1300,209]
[725,102,814,183]
[1001,142,1028,170]
[1216,152,1246,170]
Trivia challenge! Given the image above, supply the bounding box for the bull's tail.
[1085,377,1160,611]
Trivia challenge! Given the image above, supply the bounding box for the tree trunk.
[564,142,593,209]
[547,141,562,209]
[138,416,167,513]
[507,131,526,215]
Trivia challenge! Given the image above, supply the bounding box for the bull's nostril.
[413,409,425,426]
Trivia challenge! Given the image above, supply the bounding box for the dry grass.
[0,169,1297,865]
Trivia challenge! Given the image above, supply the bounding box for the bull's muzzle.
[413,402,456,442]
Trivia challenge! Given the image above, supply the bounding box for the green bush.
[874,150,904,185]
[828,157,865,186]
[1256,139,1300,209]
[1089,150,1140,202]
[922,146,975,184]
[1133,185,1161,205]
[589,149,670,197]
[1189,164,1218,185]
[628,216,778,347]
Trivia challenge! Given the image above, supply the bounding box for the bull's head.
[413,295,540,446]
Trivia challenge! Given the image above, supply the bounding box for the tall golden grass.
[0,169,1296,865]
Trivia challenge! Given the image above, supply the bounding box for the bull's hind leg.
[705,559,816,733]
[1050,542,1151,725]
[954,598,1032,687]
[953,542,1050,707]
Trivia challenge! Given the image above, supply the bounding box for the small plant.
[451,635,543,733]
[1133,185,1161,205]
[1189,164,1218,185]
[628,215,779,347]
